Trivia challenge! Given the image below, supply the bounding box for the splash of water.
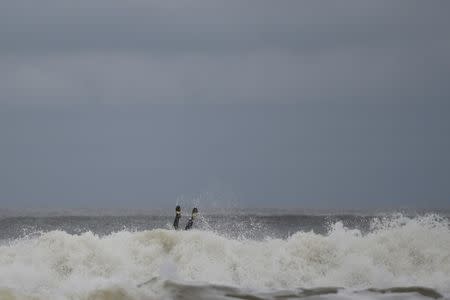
[0,214,448,299]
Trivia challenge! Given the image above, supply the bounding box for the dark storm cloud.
[1,0,450,104]
[1,1,449,54]
[0,1,449,210]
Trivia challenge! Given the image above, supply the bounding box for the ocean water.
[0,213,449,300]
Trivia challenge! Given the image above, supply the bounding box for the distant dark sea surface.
[0,213,449,299]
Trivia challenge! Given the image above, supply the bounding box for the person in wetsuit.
[173,205,181,230]
[185,207,198,230]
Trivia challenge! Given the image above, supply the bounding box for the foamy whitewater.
[0,213,449,299]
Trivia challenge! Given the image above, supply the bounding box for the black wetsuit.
[173,212,181,230]
[185,217,194,230]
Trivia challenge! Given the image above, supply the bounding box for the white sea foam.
[0,214,449,299]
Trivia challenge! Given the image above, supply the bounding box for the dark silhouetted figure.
[173,205,181,230]
[185,207,198,230]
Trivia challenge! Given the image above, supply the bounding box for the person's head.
[192,207,198,217]
[176,205,181,214]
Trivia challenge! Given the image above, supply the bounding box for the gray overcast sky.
[1,1,449,211]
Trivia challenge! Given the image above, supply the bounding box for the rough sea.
[0,212,449,300]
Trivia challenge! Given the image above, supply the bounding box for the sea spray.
[0,214,448,299]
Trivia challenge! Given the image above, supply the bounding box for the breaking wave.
[0,214,449,299]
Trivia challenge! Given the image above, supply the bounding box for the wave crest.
[0,214,449,299]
